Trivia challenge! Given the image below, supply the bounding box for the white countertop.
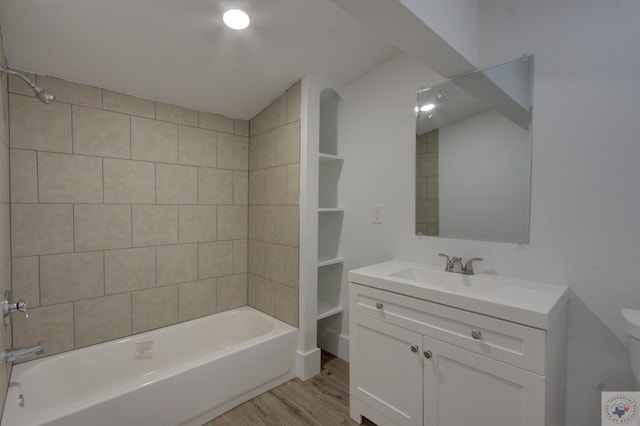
[349,260,569,330]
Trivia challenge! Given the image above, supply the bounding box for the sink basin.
[389,267,505,296]
[349,260,569,329]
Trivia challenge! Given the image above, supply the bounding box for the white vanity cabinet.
[349,275,568,426]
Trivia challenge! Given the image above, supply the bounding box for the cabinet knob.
[410,344,419,353]
[375,302,383,310]
[424,350,432,359]
[471,330,482,340]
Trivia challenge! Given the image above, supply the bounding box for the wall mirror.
[415,55,533,243]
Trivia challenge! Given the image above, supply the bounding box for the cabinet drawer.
[350,283,546,374]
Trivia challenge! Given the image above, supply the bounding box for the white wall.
[439,109,531,243]
[338,0,640,424]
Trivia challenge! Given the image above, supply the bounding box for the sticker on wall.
[602,392,640,424]
[135,340,154,360]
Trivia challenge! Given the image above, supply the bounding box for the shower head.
[0,65,56,104]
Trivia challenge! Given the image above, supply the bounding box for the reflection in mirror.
[415,56,533,243]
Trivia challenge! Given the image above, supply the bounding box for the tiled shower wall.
[248,82,300,326]
[8,74,250,358]
[0,38,13,403]
[416,130,439,236]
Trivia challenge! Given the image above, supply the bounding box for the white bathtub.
[2,306,297,426]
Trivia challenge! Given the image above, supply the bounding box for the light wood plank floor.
[203,351,376,426]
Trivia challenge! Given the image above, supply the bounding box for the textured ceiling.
[0,0,398,119]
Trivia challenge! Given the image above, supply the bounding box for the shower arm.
[0,65,56,104]
[0,66,37,90]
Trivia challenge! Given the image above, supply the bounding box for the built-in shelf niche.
[317,262,344,320]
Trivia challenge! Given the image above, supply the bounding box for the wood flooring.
[204,351,376,426]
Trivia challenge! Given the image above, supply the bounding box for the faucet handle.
[438,253,451,271]
[463,258,483,275]
[12,301,27,318]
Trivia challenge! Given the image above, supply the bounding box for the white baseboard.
[295,347,321,380]
[317,328,350,362]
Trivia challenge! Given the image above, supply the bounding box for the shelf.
[319,153,344,162]
[318,208,344,213]
[317,299,344,320]
[318,257,344,267]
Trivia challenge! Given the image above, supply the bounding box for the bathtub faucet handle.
[2,291,28,326]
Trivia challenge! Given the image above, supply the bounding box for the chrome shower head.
[0,65,56,104]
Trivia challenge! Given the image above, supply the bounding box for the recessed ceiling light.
[223,9,250,30]
[420,103,435,112]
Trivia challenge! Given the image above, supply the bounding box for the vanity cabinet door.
[423,335,545,426]
[351,312,423,426]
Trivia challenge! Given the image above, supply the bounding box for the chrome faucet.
[439,254,483,275]
[2,291,28,326]
[3,342,44,363]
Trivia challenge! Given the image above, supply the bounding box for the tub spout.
[3,342,44,363]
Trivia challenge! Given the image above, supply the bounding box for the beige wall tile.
[248,240,265,276]
[247,274,256,307]
[8,72,36,96]
[9,94,72,153]
[178,279,216,322]
[0,205,8,267]
[37,76,102,108]
[104,158,155,204]
[217,274,247,312]
[253,275,275,315]
[234,171,248,205]
[157,164,197,204]
[275,284,298,327]
[13,303,74,359]
[179,205,216,243]
[156,243,198,286]
[250,109,266,137]
[249,169,266,205]
[105,247,156,294]
[12,256,39,307]
[132,285,178,333]
[285,246,299,287]
[40,251,104,305]
[198,168,233,204]
[252,205,276,243]
[218,205,247,240]
[266,166,287,205]
[250,129,276,170]
[72,106,130,159]
[131,117,178,163]
[274,206,299,247]
[10,149,38,203]
[38,152,103,203]
[217,133,248,171]
[74,204,131,251]
[178,125,216,167]
[0,143,8,203]
[132,205,178,247]
[276,121,300,165]
[266,94,287,130]
[416,176,428,200]
[103,90,155,118]
[198,241,233,279]
[156,103,197,126]
[75,293,132,348]
[264,243,286,283]
[198,112,234,133]
[287,81,301,122]
[11,204,73,256]
[233,240,247,274]
[234,119,249,136]
[286,163,300,205]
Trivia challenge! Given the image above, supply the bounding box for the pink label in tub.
[135,340,154,360]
